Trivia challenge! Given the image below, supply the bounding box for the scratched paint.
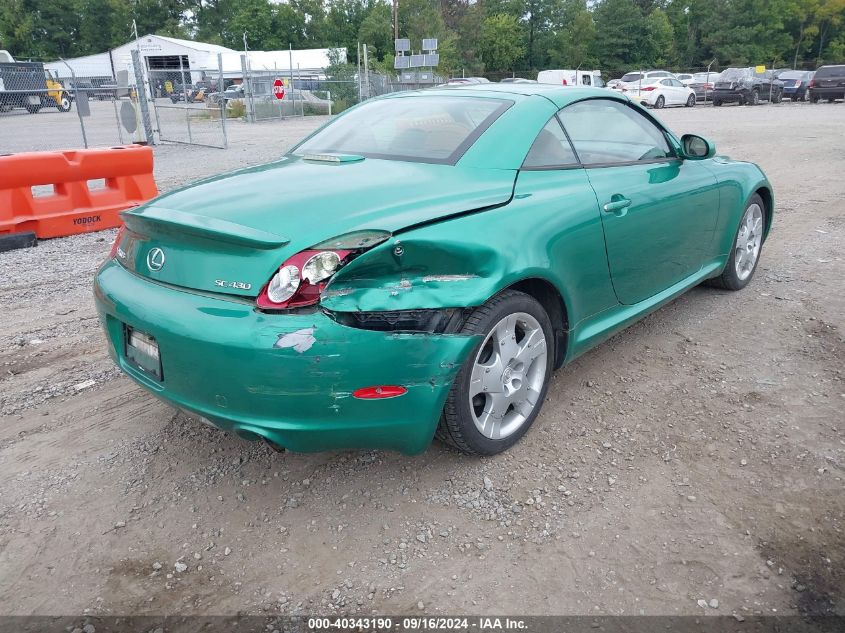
[274,328,317,353]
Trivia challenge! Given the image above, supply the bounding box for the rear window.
[815,65,845,78]
[621,73,643,82]
[292,96,510,165]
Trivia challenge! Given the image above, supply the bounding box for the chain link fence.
[0,56,132,153]
[146,54,228,149]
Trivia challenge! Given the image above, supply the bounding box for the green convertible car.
[94,85,772,456]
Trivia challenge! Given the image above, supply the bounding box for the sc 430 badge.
[215,279,252,290]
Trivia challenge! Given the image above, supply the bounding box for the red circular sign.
[272,78,285,100]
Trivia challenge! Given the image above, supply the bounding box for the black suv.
[809,65,845,102]
[713,67,784,105]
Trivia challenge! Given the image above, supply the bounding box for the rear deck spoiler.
[121,206,290,249]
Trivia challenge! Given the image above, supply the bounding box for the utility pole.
[393,0,399,40]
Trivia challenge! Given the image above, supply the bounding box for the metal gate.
[145,53,228,149]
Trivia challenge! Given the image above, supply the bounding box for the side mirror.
[680,134,715,160]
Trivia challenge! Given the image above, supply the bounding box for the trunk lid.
[118,156,515,298]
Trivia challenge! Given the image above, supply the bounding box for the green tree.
[644,7,675,67]
[591,0,649,69]
[358,1,392,60]
[480,13,525,71]
[547,0,596,69]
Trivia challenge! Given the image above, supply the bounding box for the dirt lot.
[0,101,842,619]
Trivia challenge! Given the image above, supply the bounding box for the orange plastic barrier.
[0,145,158,239]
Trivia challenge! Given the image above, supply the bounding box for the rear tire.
[25,103,41,114]
[748,90,760,105]
[654,95,665,109]
[57,95,71,112]
[436,290,554,456]
[686,94,695,107]
[707,194,766,291]
[810,93,819,103]
[713,98,722,107]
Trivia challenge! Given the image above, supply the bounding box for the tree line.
[2,0,844,76]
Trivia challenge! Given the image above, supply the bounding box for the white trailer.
[537,69,604,88]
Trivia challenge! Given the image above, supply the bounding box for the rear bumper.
[809,87,844,99]
[713,89,746,103]
[94,260,477,454]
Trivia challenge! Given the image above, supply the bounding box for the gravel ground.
[0,101,842,619]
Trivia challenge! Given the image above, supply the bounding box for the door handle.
[603,196,632,216]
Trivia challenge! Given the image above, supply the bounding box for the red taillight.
[352,386,407,399]
[641,86,656,92]
[808,79,815,88]
[109,225,126,259]
[256,249,351,310]
[562,79,568,85]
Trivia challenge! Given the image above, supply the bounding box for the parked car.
[808,65,845,102]
[626,77,696,108]
[676,73,695,85]
[614,70,676,93]
[712,68,784,105]
[606,78,623,89]
[689,72,721,101]
[208,83,246,106]
[776,70,814,101]
[537,69,604,87]
[94,85,773,457]
[500,78,537,84]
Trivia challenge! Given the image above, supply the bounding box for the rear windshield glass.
[720,68,752,81]
[620,73,643,82]
[815,66,845,78]
[292,96,510,164]
[778,71,807,79]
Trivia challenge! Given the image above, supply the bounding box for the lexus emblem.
[147,247,166,272]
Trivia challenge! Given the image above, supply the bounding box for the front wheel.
[708,194,766,291]
[654,95,665,109]
[685,94,696,107]
[57,95,71,112]
[713,98,722,107]
[436,290,553,456]
[748,90,760,105]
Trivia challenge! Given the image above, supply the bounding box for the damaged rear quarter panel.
[320,168,619,343]
[322,236,507,311]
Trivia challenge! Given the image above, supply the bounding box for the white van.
[537,69,604,87]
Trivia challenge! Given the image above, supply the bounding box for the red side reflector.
[352,386,407,400]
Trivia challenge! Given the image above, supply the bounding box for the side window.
[559,99,673,165]
[660,79,672,86]
[523,116,579,168]
[582,74,591,86]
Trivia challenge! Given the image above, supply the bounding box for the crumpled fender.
[320,234,508,312]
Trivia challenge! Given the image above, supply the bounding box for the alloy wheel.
[468,312,548,440]
[734,203,763,281]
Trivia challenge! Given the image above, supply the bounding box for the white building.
[46,34,345,82]
[44,52,114,79]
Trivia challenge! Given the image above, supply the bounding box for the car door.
[558,98,721,305]
[659,79,677,104]
[671,78,688,103]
